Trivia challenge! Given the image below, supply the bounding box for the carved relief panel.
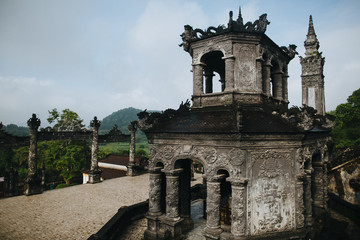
[148,143,246,179]
[248,150,295,235]
[234,43,257,92]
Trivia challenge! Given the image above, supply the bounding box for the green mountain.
[99,107,144,134]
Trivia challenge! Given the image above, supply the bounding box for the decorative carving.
[250,150,295,234]
[280,44,298,59]
[149,173,162,214]
[228,148,245,167]
[179,8,270,53]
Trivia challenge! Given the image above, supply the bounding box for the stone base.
[24,171,43,196]
[203,226,223,240]
[127,164,137,177]
[181,216,194,233]
[88,169,102,184]
[159,216,185,240]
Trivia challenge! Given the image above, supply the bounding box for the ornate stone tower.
[139,9,333,240]
[300,15,326,115]
[181,9,297,110]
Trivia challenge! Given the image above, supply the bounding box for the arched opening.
[270,60,281,97]
[217,169,232,230]
[201,51,225,94]
[156,162,166,214]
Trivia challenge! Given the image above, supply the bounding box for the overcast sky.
[0,0,359,126]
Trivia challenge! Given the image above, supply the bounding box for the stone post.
[127,121,137,176]
[296,173,305,229]
[282,70,289,102]
[229,178,248,239]
[193,63,204,95]
[272,71,283,100]
[223,56,235,91]
[145,167,163,240]
[88,116,102,184]
[25,114,42,196]
[165,170,181,220]
[148,167,163,216]
[158,169,184,240]
[304,167,313,227]
[203,176,223,239]
[262,59,272,96]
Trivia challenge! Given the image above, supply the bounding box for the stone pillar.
[159,169,184,239]
[272,71,283,100]
[224,56,235,91]
[282,70,289,102]
[127,121,137,176]
[304,166,313,227]
[204,68,214,94]
[88,116,102,184]
[193,63,204,95]
[296,173,305,229]
[229,178,248,239]
[149,167,163,216]
[25,114,42,196]
[145,167,163,240]
[165,170,181,220]
[203,176,223,239]
[262,60,271,96]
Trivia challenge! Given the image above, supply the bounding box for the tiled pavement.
[0,174,149,240]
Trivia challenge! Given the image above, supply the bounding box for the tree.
[47,108,85,131]
[329,88,360,153]
[42,109,90,185]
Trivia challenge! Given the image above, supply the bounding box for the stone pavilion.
[138,9,333,240]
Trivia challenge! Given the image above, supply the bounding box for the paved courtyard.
[0,174,149,240]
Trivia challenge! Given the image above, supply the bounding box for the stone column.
[203,176,223,239]
[165,169,182,220]
[148,167,163,216]
[262,60,272,96]
[25,114,42,196]
[304,166,313,227]
[296,173,305,229]
[127,121,137,176]
[193,63,204,95]
[88,116,102,184]
[229,178,248,239]
[145,167,163,240]
[223,56,235,91]
[272,71,283,100]
[282,70,289,102]
[158,169,184,240]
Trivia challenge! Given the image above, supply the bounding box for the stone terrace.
[0,174,149,240]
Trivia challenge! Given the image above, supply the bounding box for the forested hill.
[99,107,145,134]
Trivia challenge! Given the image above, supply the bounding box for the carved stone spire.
[300,15,326,115]
[304,15,320,57]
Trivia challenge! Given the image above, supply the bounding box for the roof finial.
[237,6,243,25]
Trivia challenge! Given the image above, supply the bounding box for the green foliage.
[40,140,90,185]
[330,88,360,153]
[47,108,85,131]
[3,124,29,136]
